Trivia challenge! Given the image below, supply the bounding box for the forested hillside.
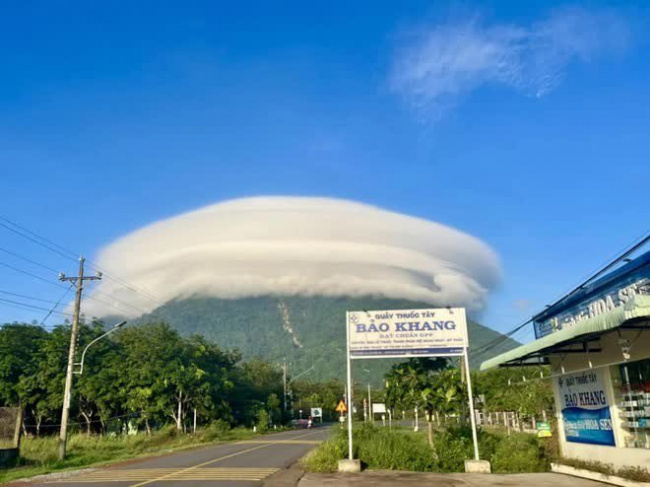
[135,296,518,385]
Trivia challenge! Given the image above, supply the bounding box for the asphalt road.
[36,427,330,487]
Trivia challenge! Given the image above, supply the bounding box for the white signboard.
[310,407,323,418]
[346,308,468,359]
[372,403,386,414]
[343,307,480,463]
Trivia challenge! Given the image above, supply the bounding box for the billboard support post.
[345,311,354,461]
[463,347,480,460]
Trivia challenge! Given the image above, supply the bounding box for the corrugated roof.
[480,294,650,371]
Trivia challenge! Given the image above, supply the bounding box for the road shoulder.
[299,471,610,486]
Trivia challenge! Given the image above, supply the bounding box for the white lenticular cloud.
[84,197,501,318]
[391,6,630,118]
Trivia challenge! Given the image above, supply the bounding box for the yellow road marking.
[127,430,323,487]
[236,440,320,445]
[47,468,280,483]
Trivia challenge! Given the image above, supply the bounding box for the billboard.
[556,370,615,446]
[372,403,386,414]
[346,308,468,359]
[534,251,650,338]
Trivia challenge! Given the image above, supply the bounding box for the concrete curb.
[551,463,650,487]
[5,468,98,486]
[264,464,306,486]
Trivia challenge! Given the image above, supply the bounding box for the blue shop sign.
[534,251,650,339]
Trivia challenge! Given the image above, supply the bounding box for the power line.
[40,285,74,326]
[0,246,61,274]
[84,290,148,316]
[0,297,73,317]
[0,260,67,289]
[472,231,650,362]
[0,215,164,310]
[0,259,141,318]
[0,289,63,304]
[85,261,164,307]
[0,219,78,262]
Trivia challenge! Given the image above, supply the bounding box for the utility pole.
[367,383,372,423]
[58,257,101,460]
[281,360,288,412]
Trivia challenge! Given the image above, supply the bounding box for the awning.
[480,294,650,371]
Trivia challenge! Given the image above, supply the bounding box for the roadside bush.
[491,434,547,473]
[302,423,555,475]
[256,410,270,433]
[301,429,347,473]
[201,419,231,441]
[356,424,435,471]
[432,426,473,472]
[559,458,650,483]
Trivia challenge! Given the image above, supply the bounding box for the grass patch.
[0,422,270,484]
[303,423,554,474]
[558,458,650,483]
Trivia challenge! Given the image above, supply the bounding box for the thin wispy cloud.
[391,6,630,118]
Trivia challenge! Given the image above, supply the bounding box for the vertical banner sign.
[556,369,615,446]
[347,308,468,358]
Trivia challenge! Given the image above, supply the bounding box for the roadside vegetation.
[303,423,554,473]
[0,422,263,483]
[556,458,650,483]
[0,321,344,481]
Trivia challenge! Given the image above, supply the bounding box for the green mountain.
[134,295,518,385]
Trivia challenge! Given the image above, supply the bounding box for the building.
[481,250,650,469]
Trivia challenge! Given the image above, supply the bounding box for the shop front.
[481,250,650,469]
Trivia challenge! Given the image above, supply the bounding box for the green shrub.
[491,434,547,473]
[303,423,555,475]
[559,458,650,483]
[256,410,270,433]
[432,427,473,472]
[301,433,347,473]
[201,419,231,441]
[357,425,435,471]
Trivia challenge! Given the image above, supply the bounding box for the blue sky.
[1,0,648,340]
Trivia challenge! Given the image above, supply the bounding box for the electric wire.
[0,215,165,310]
[0,246,60,274]
[0,258,145,318]
[0,260,67,289]
[0,297,73,317]
[40,284,74,326]
[25,411,142,429]
[0,289,63,304]
[472,231,650,362]
[0,219,78,262]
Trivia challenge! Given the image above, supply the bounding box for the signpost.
[344,308,480,465]
[537,421,552,438]
[311,407,323,418]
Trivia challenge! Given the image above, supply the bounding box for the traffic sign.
[335,400,348,413]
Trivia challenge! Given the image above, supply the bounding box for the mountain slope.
[136,295,518,385]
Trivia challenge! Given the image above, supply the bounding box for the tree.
[0,324,48,407]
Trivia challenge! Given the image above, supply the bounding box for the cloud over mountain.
[84,197,501,318]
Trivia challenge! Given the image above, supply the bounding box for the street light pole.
[75,321,126,375]
[286,365,314,416]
